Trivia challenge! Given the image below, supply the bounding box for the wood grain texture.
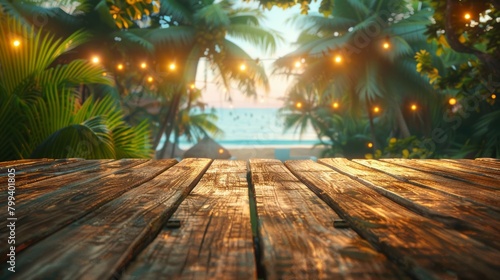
[293,159,500,280]
[0,159,138,206]
[0,158,211,280]
[0,159,177,262]
[123,160,256,279]
[353,159,500,209]
[250,159,405,280]
[383,158,500,188]
[1,159,110,185]
[448,159,500,174]
[319,158,500,250]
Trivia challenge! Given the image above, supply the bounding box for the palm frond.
[226,24,281,54]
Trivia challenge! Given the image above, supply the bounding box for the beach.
[227,146,326,160]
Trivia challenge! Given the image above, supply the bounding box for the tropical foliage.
[0,13,152,160]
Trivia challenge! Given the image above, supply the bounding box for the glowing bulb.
[190,84,196,89]
[117,64,124,70]
[102,72,107,76]
[91,56,100,64]
[367,142,373,148]
[449,98,457,105]
[334,55,342,64]
[491,94,496,100]
[140,62,147,69]
[169,63,176,71]
[13,40,20,47]
[464,13,471,20]
[383,42,390,49]
[411,104,417,111]
[373,106,380,113]
[294,61,302,68]
[218,148,224,154]
[147,76,153,83]
[240,63,246,71]
[332,102,339,109]
[296,102,303,109]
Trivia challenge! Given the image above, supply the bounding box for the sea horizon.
[160,107,322,150]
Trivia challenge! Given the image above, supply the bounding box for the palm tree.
[0,13,152,160]
[142,0,280,153]
[275,0,437,148]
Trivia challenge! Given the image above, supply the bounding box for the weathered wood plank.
[318,158,500,250]
[382,159,500,190]
[0,160,111,194]
[0,158,54,168]
[353,159,500,209]
[249,159,406,280]
[0,159,140,206]
[123,160,256,279]
[449,159,500,173]
[0,158,211,280]
[293,159,500,279]
[0,159,177,262]
[0,158,81,177]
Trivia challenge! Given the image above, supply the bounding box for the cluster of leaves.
[366,136,433,159]
[0,13,152,160]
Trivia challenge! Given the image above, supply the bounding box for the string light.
[449,98,457,105]
[91,56,100,64]
[464,13,471,20]
[296,102,303,109]
[218,148,224,154]
[147,76,153,83]
[12,40,20,47]
[190,83,196,89]
[373,106,380,113]
[294,61,302,68]
[117,64,124,70]
[491,94,496,100]
[383,42,390,49]
[411,104,417,111]
[140,62,147,69]
[239,63,247,71]
[102,72,107,76]
[367,142,373,148]
[168,63,176,71]
[334,55,342,64]
[332,102,339,109]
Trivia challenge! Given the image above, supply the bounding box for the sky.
[196,1,321,109]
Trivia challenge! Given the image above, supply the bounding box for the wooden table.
[1,158,499,279]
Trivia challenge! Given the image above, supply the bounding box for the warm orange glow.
[147,76,153,83]
[411,104,417,111]
[190,83,196,89]
[383,42,390,49]
[140,62,147,69]
[13,40,20,47]
[240,63,247,71]
[102,72,107,76]
[296,102,303,109]
[449,98,457,105]
[294,61,302,68]
[332,102,339,109]
[464,13,471,20]
[491,94,497,100]
[117,64,124,70]
[91,56,100,64]
[373,106,380,113]
[367,142,373,148]
[168,63,176,71]
[218,148,224,154]
[334,55,342,64]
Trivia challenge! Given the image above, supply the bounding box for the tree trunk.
[366,100,377,150]
[159,90,183,156]
[395,106,411,138]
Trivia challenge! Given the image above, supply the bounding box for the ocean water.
[175,107,319,150]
